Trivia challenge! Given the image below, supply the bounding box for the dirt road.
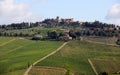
[88,59,98,75]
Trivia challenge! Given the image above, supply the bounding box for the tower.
[56,16,60,22]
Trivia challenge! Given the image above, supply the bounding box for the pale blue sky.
[0,0,120,25]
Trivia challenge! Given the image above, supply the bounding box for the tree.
[65,70,70,75]
[116,38,120,45]
[47,31,58,40]
[100,72,108,75]
[59,36,70,42]
[32,35,43,40]
[69,31,76,39]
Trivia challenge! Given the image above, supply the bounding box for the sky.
[0,0,120,25]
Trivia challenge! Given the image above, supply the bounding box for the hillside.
[0,37,63,75]
[35,41,120,75]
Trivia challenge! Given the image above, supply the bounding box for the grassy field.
[36,41,120,75]
[83,37,118,45]
[0,69,26,75]
[0,37,14,45]
[91,58,120,74]
[0,37,63,75]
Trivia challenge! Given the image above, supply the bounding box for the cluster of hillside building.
[38,16,120,29]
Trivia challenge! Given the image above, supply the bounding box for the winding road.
[23,42,68,75]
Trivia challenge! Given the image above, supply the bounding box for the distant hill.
[0,16,120,38]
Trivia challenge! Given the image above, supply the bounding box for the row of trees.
[0,32,34,37]
[0,22,40,30]
[75,30,120,37]
[82,21,120,37]
[0,29,119,37]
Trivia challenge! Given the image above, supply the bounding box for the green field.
[0,37,63,75]
[83,37,117,45]
[0,37,14,45]
[36,41,120,75]
[0,37,120,75]
[91,58,120,74]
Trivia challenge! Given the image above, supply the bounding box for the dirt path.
[0,39,16,46]
[88,59,98,75]
[23,42,68,75]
